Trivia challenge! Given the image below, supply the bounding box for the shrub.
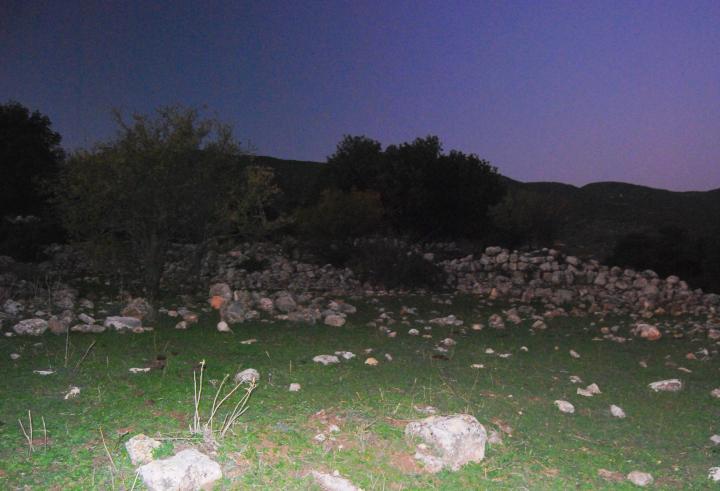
[348,241,447,290]
[295,188,384,240]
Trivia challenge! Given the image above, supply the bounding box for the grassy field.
[1,294,718,489]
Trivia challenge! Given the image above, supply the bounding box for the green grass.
[1,294,718,489]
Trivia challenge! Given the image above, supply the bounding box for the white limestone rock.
[405,414,487,472]
[137,448,222,491]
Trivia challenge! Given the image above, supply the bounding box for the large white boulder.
[125,434,161,465]
[137,448,222,491]
[405,414,487,472]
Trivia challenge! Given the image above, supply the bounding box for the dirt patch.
[256,437,289,465]
[390,451,424,475]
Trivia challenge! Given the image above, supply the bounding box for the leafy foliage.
[325,135,505,239]
[490,188,569,248]
[56,106,244,296]
[0,101,65,218]
[295,188,384,240]
[226,164,285,237]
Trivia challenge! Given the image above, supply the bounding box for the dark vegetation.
[2,101,720,293]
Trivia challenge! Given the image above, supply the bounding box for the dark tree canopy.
[325,135,505,238]
[56,106,244,296]
[0,101,65,217]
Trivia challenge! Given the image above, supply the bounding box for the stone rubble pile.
[441,246,720,317]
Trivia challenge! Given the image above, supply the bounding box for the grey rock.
[234,368,260,384]
[405,414,487,472]
[648,379,683,392]
[274,293,297,313]
[125,433,161,465]
[221,301,247,324]
[627,470,653,487]
[12,318,48,336]
[310,470,363,491]
[122,297,155,321]
[137,448,222,491]
[324,314,346,327]
[104,316,142,331]
[70,323,106,333]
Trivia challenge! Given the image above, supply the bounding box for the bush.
[55,106,245,297]
[295,188,384,240]
[324,135,505,239]
[0,218,66,262]
[349,241,447,290]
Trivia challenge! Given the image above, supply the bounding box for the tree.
[0,101,65,218]
[225,164,285,237]
[326,135,384,192]
[325,135,505,238]
[57,106,244,297]
[490,188,569,248]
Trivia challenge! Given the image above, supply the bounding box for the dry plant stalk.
[219,380,256,438]
[190,360,257,439]
[191,360,206,434]
[99,427,117,473]
[18,410,33,452]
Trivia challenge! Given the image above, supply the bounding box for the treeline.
[1,101,719,294]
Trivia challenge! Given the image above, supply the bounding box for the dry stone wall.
[441,246,719,316]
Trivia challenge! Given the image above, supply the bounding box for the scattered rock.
[208,283,232,309]
[104,316,141,332]
[648,379,683,392]
[710,388,720,398]
[406,414,487,472]
[63,386,81,400]
[12,318,48,336]
[627,470,653,487]
[129,367,151,373]
[289,383,301,392]
[709,434,720,445]
[324,314,346,327]
[221,301,248,324]
[554,400,575,414]
[313,355,340,365]
[633,323,662,341]
[274,293,297,313]
[488,314,505,329]
[122,297,155,322]
[10,353,20,360]
[33,370,54,375]
[709,467,720,482]
[310,470,363,491]
[125,434,161,465]
[137,448,222,491]
[364,357,379,366]
[70,323,106,333]
[234,368,260,384]
[610,405,626,418]
[569,349,580,359]
[216,321,231,332]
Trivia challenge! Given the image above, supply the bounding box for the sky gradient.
[2,0,719,191]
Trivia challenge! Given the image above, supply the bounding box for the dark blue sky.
[2,1,719,191]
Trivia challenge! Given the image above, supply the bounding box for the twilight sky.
[2,1,719,191]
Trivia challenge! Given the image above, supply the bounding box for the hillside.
[252,155,720,265]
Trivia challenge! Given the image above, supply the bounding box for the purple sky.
[2,1,719,191]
